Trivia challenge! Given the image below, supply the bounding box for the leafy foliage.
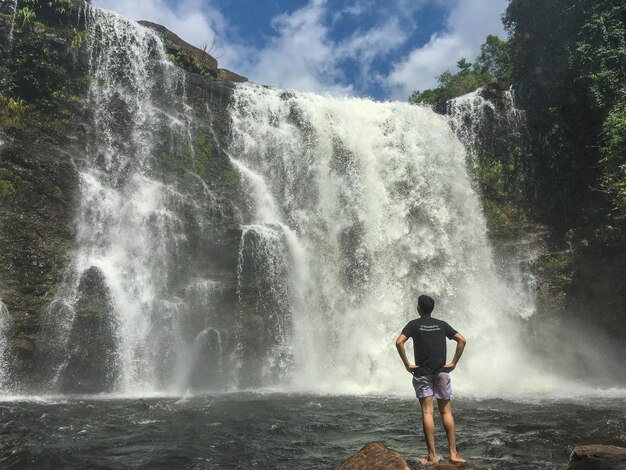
[504,0,626,218]
[409,58,496,106]
[16,7,36,29]
[17,0,78,25]
[601,94,626,210]
[0,2,89,129]
[409,36,511,106]
[167,51,216,78]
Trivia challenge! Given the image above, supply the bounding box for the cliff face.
[0,1,246,392]
[443,84,626,348]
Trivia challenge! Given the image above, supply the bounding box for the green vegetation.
[410,36,510,106]
[71,29,89,49]
[0,169,20,201]
[18,0,78,25]
[0,180,16,200]
[167,51,216,79]
[601,95,626,210]
[475,158,526,236]
[501,0,626,220]
[0,2,89,129]
[193,131,213,179]
[16,7,36,29]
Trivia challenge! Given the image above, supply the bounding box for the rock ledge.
[568,445,626,469]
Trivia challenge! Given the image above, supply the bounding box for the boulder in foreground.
[568,445,626,469]
[338,442,412,470]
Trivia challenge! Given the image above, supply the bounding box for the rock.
[138,20,218,70]
[218,68,248,83]
[568,445,626,469]
[338,442,412,470]
[59,266,119,393]
[8,335,36,359]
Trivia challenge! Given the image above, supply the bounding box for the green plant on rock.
[16,7,36,29]
[71,29,89,49]
[168,51,215,78]
[0,94,29,128]
[0,180,16,200]
[19,0,77,25]
[0,33,88,118]
[193,131,213,179]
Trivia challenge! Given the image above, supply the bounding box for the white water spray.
[7,0,18,47]
[0,300,10,390]
[228,83,563,396]
[446,86,525,174]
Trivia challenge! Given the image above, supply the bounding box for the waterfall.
[446,86,525,174]
[40,7,222,395]
[7,0,18,47]
[228,83,555,395]
[0,301,9,390]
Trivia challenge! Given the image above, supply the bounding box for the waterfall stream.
[228,84,550,395]
[37,8,222,395]
[7,0,18,47]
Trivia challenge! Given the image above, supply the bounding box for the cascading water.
[445,86,538,315]
[228,83,559,395]
[446,86,525,174]
[38,7,225,395]
[0,300,9,389]
[7,0,18,47]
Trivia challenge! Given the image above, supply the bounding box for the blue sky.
[93,0,508,100]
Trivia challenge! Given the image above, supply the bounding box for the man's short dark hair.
[418,295,435,315]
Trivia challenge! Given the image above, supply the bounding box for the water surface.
[1,394,624,469]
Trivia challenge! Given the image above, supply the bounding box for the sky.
[92,0,508,101]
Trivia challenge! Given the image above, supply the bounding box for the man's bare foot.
[450,453,467,464]
[418,455,439,466]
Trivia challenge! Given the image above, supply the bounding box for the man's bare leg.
[419,396,437,463]
[437,399,466,463]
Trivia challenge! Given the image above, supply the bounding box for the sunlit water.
[1,393,624,469]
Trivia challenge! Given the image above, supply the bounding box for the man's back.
[401,316,457,375]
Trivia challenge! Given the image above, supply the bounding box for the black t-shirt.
[401,317,457,375]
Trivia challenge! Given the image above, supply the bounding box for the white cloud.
[232,0,412,96]
[386,0,508,100]
[232,0,352,95]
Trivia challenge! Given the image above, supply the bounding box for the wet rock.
[7,335,36,359]
[138,20,218,71]
[218,68,247,83]
[338,442,412,470]
[568,445,626,469]
[60,266,119,394]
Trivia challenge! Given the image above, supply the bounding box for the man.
[395,294,467,465]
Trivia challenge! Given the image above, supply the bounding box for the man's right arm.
[395,334,419,374]
[443,332,466,371]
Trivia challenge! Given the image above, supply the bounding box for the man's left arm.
[443,332,466,371]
